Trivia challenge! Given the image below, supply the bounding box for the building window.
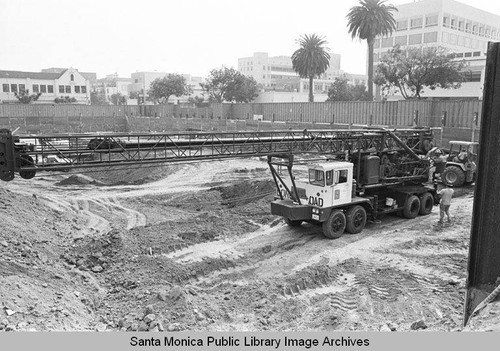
[465,52,472,57]
[373,38,381,48]
[19,84,25,92]
[424,32,438,43]
[40,85,46,93]
[450,18,456,29]
[2,84,9,92]
[70,74,74,81]
[81,86,87,93]
[381,37,393,48]
[75,86,80,93]
[48,85,54,93]
[410,17,423,29]
[32,84,39,93]
[65,85,71,93]
[465,22,471,33]
[409,33,422,45]
[396,19,408,31]
[464,71,481,82]
[473,51,481,57]
[479,26,484,36]
[59,85,64,93]
[443,16,449,27]
[473,24,478,34]
[395,35,407,45]
[425,14,438,27]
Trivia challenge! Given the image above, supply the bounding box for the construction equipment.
[268,128,438,239]
[0,127,434,182]
[441,141,478,187]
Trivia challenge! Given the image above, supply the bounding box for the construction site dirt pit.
[0,157,498,332]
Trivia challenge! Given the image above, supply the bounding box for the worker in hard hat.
[427,148,447,183]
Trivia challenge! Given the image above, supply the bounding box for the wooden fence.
[0,100,482,134]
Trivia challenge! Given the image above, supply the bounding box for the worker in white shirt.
[437,185,454,223]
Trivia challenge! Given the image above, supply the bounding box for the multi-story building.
[238,52,367,102]
[373,0,500,99]
[94,73,133,104]
[0,68,91,104]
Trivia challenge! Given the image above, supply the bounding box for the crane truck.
[268,128,439,239]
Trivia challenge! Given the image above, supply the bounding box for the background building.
[0,68,91,104]
[238,52,366,102]
[373,0,500,100]
[95,73,133,104]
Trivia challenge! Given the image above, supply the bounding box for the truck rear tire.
[18,155,36,180]
[442,166,466,187]
[403,195,420,219]
[322,210,346,239]
[345,205,367,234]
[285,218,302,227]
[419,192,434,215]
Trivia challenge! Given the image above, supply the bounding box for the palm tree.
[291,34,331,102]
[347,0,397,100]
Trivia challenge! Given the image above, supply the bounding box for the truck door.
[332,169,351,206]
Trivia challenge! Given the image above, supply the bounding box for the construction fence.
[0,100,482,143]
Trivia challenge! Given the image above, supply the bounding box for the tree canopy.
[291,34,330,102]
[90,91,108,105]
[374,45,467,99]
[149,74,191,104]
[110,93,127,105]
[200,67,259,103]
[347,0,397,100]
[14,90,41,104]
[326,77,370,101]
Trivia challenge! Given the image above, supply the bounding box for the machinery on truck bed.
[268,128,439,239]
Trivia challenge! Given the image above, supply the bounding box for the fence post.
[472,112,478,142]
[440,111,447,147]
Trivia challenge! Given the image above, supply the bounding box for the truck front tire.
[345,205,367,234]
[403,195,420,219]
[322,210,346,239]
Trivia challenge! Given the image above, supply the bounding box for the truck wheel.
[442,166,465,187]
[18,155,36,180]
[419,192,434,215]
[285,218,302,227]
[322,210,346,239]
[403,195,420,219]
[345,205,367,234]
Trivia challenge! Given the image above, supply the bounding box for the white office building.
[373,0,500,100]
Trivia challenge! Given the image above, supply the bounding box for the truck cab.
[296,162,354,208]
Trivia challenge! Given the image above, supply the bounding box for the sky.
[1,0,500,79]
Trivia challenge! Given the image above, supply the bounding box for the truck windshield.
[309,169,325,186]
